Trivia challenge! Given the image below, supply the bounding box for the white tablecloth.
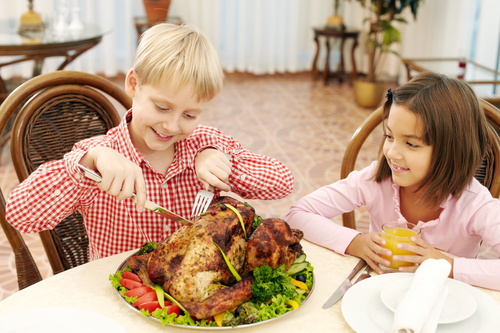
[0,240,498,332]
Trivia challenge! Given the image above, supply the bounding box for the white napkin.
[392,259,452,333]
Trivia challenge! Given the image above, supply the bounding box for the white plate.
[0,307,127,333]
[380,277,477,324]
[341,273,500,333]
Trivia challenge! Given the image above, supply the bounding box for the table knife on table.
[78,164,193,226]
[322,259,367,309]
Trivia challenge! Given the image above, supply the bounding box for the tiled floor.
[0,72,496,301]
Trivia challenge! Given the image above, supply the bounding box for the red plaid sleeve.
[6,116,294,260]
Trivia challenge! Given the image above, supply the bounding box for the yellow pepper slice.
[290,278,308,291]
[286,299,299,310]
[214,312,225,327]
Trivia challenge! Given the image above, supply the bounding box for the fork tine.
[191,194,203,217]
[191,191,215,217]
[191,155,231,218]
[199,197,212,215]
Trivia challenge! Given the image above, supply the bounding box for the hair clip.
[385,88,393,103]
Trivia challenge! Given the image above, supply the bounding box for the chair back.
[340,99,500,230]
[0,71,130,283]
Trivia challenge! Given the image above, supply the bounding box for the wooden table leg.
[322,38,330,85]
[337,37,346,83]
[32,58,44,77]
[0,75,6,103]
[403,62,412,81]
[349,38,358,82]
[312,34,320,78]
[56,39,101,70]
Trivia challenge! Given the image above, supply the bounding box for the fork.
[353,265,373,284]
[191,153,231,218]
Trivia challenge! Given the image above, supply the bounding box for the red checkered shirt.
[6,110,294,260]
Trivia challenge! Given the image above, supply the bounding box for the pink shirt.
[285,162,500,290]
[7,110,294,260]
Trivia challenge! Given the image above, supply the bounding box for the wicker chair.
[340,99,500,230]
[0,188,42,289]
[0,71,131,288]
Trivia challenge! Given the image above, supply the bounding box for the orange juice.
[380,223,420,269]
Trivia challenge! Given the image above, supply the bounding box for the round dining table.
[0,240,499,332]
[0,19,105,103]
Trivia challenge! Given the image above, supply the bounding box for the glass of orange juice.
[380,221,421,269]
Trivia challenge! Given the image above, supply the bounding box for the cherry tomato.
[124,286,153,298]
[122,271,142,283]
[120,278,143,290]
[133,291,158,307]
[166,304,181,317]
[138,301,161,313]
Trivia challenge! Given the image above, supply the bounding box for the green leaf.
[154,284,165,308]
[251,265,295,303]
[225,204,247,239]
[214,242,242,281]
[163,291,189,314]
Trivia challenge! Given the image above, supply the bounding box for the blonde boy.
[7,24,294,260]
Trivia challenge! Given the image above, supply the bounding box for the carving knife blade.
[322,259,367,309]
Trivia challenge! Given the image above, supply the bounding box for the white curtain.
[1,0,334,78]
[343,0,500,82]
[1,0,499,83]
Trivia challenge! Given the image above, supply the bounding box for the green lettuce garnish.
[251,264,296,303]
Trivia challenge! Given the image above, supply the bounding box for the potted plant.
[142,0,172,24]
[353,0,422,108]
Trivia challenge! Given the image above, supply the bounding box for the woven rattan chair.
[0,71,131,288]
[0,188,43,289]
[341,99,500,230]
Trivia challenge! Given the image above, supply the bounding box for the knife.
[322,259,367,309]
[78,164,193,226]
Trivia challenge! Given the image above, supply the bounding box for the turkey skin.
[127,196,303,319]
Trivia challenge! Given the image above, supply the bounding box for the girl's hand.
[79,147,146,212]
[393,236,454,277]
[194,149,232,192]
[345,232,393,275]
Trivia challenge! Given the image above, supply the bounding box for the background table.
[402,57,500,107]
[311,27,359,85]
[0,240,498,332]
[133,16,183,40]
[0,20,105,103]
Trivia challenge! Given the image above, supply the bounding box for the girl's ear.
[125,69,138,98]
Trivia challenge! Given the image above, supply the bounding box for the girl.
[285,71,500,290]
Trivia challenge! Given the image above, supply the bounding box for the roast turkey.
[127,196,304,319]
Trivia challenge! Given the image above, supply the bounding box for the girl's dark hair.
[374,71,491,207]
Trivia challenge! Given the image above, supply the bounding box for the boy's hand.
[79,147,146,212]
[194,149,232,192]
[345,232,392,275]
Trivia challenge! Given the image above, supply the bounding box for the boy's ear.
[125,69,138,97]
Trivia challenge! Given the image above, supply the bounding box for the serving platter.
[113,252,315,330]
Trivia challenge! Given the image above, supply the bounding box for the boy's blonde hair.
[132,23,224,101]
[374,71,491,207]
